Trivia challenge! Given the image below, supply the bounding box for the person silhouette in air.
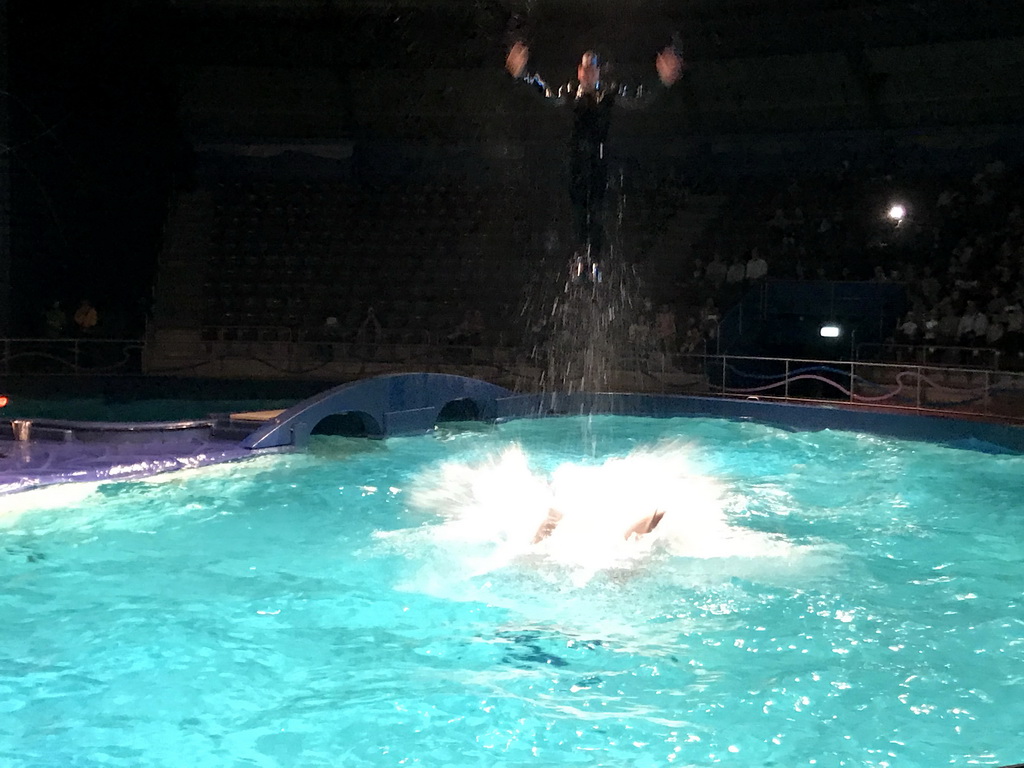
[506,41,683,274]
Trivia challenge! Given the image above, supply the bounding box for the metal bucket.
[11,419,31,441]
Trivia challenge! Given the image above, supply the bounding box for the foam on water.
[374,439,825,645]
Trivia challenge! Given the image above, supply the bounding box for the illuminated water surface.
[3,415,1022,767]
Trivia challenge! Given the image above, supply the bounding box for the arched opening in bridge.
[311,412,376,438]
[436,398,481,424]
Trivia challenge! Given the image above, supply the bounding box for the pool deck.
[0,418,261,496]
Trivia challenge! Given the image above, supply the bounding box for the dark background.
[8,1,185,333]
[5,0,1024,336]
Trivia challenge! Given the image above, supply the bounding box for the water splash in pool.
[382,440,800,590]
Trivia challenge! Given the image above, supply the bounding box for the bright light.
[819,324,841,338]
[888,203,906,221]
[0,395,8,408]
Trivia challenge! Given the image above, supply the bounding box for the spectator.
[699,297,720,344]
[918,266,942,305]
[956,301,987,346]
[679,317,704,354]
[922,309,939,348]
[936,303,960,346]
[726,256,746,286]
[322,316,341,338]
[767,208,789,244]
[73,299,98,336]
[704,253,728,290]
[655,305,677,354]
[897,311,919,346]
[316,316,342,361]
[1002,302,1023,359]
[986,285,1008,315]
[356,306,383,344]
[985,318,1004,350]
[745,247,768,282]
[628,311,651,348]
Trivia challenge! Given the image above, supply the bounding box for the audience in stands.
[192,152,1023,374]
[670,155,1024,369]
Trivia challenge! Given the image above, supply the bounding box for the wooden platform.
[229,409,286,423]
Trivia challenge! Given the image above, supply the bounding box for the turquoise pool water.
[2,415,1023,767]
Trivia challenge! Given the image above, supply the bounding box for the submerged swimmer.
[532,506,666,544]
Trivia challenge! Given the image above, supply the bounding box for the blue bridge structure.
[241,372,515,448]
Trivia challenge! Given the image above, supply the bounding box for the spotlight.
[0,395,8,408]
[819,324,841,338]
[888,203,906,221]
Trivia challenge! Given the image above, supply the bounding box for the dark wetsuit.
[569,90,615,256]
[516,68,661,257]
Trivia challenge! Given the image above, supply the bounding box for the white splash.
[384,441,796,588]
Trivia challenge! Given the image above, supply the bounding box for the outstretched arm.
[624,509,666,540]
[505,41,556,98]
[506,41,529,79]
[615,47,684,110]
[656,47,683,87]
[532,507,563,544]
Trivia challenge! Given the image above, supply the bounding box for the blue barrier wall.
[494,391,1024,455]
[242,373,1024,453]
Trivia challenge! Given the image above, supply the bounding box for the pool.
[3,413,1023,767]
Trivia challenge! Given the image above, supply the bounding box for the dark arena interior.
[3,0,1024,413]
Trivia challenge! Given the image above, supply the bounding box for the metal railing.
[4,338,1024,422]
[706,353,1024,422]
[0,338,146,376]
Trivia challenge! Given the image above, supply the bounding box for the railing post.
[784,358,790,400]
[916,364,922,409]
[849,361,854,403]
[74,339,80,375]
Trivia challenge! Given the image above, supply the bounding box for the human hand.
[506,41,529,78]
[656,47,683,86]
